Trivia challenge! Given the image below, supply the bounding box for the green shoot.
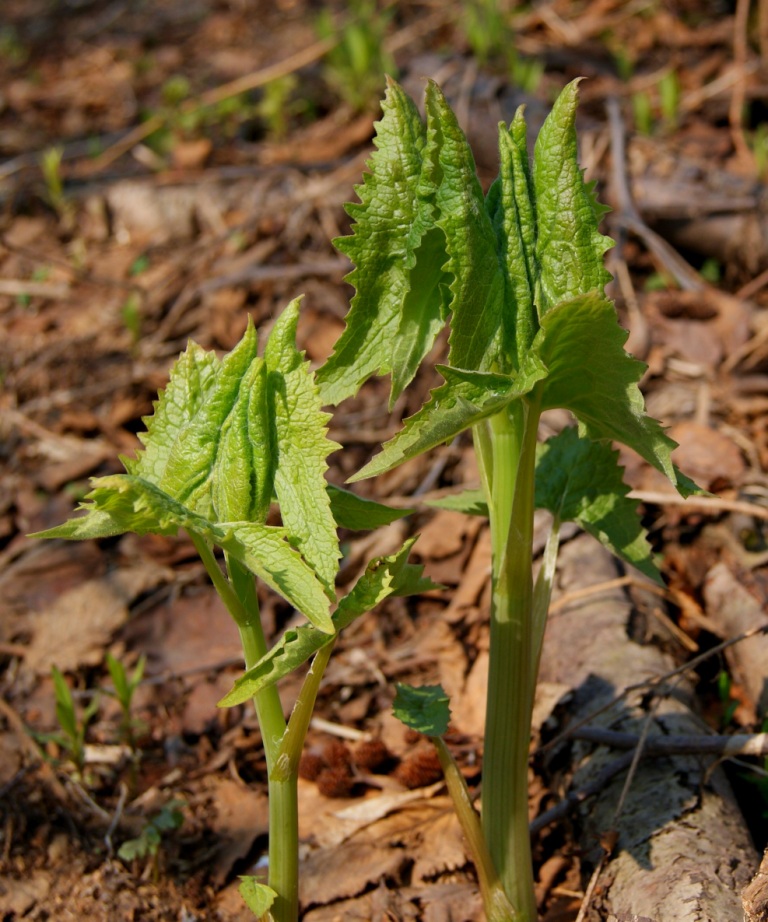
[459,0,543,93]
[118,798,185,881]
[659,69,681,131]
[315,0,396,113]
[258,75,300,140]
[394,684,515,921]
[104,652,146,749]
[632,89,653,136]
[35,297,433,922]
[317,77,698,921]
[49,665,100,775]
[40,146,73,224]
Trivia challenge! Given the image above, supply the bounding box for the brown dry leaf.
[451,647,488,734]
[24,561,171,674]
[703,562,768,719]
[132,587,241,675]
[170,137,213,170]
[410,808,468,884]
[0,732,23,786]
[206,777,270,886]
[444,525,491,623]
[0,871,51,916]
[181,673,239,735]
[299,838,409,908]
[259,108,374,165]
[297,777,443,850]
[417,509,472,559]
[669,420,746,489]
[301,892,376,921]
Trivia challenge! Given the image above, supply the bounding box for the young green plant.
[35,298,435,922]
[314,77,698,921]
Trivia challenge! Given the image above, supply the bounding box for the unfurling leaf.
[265,299,341,597]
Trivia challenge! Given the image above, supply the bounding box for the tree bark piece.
[743,847,768,922]
[703,562,768,721]
[538,534,758,922]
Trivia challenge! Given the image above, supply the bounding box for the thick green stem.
[481,397,541,922]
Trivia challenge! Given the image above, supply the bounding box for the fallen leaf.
[25,562,171,674]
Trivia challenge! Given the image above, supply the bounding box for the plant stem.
[272,641,335,782]
[228,559,299,922]
[192,536,299,922]
[432,736,517,921]
[481,397,541,922]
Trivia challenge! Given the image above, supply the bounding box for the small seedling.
[659,69,681,131]
[632,89,653,135]
[118,798,185,877]
[104,652,146,749]
[315,0,395,112]
[49,665,100,775]
[460,0,543,93]
[40,146,72,223]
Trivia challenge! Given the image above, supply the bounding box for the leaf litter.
[2,1,768,919]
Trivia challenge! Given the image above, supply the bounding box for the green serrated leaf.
[350,363,546,483]
[317,78,434,405]
[488,108,539,371]
[391,226,450,406]
[393,683,451,737]
[533,291,685,490]
[533,80,613,314]
[31,506,135,541]
[223,523,334,634]
[238,877,277,918]
[140,322,265,522]
[265,298,341,597]
[81,474,216,537]
[535,427,661,582]
[218,537,435,707]
[327,484,413,530]
[44,474,334,632]
[426,488,489,516]
[127,342,220,484]
[424,82,506,372]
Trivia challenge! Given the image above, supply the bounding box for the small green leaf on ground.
[393,683,451,737]
[238,878,277,918]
